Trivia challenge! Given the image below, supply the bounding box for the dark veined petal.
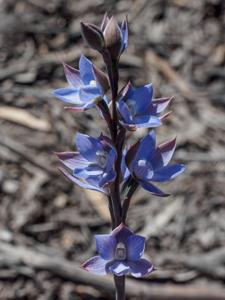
[58,167,106,193]
[134,131,156,162]
[79,85,102,102]
[75,133,103,162]
[139,180,169,197]
[95,234,116,260]
[128,258,154,278]
[106,260,130,276]
[79,55,95,85]
[132,115,161,128]
[112,223,133,243]
[117,101,133,123]
[55,151,89,170]
[99,169,116,187]
[126,234,145,261]
[52,88,82,104]
[152,97,172,114]
[63,63,83,87]
[82,256,107,275]
[134,84,153,114]
[151,164,185,182]
[74,164,103,179]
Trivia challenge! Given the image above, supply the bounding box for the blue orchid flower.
[126,131,185,196]
[56,133,117,194]
[82,223,154,277]
[53,55,109,112]
[117,83,171,130]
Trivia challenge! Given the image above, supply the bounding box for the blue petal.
[126,84,153,115]
[127,259,154,278]
[74,165,103,179]
[82,256,107,275]
[112,224,133,243]
[63,63,83,87]
[132,115,161,128]
[117,101,132,123]
[134,131,156,162]
[106,261,130,276]
[126,235,145,261]
[95,234,116,260]
[151,164,185,182]
[56,152,89,170]
[99,169,116,187]
[58,167,106,193]
[75,133,103,162]
[139,180,169,197]
[79,55,95,85]
[53,88,82,104]
[79,85,101,102]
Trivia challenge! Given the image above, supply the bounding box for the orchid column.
[53,13,185,300]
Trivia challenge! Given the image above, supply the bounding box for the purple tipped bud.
[92,65,109,93]
[81,22,105,51]
[103,16,123,60]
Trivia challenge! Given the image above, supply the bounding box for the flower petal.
[53,88,82,104]
[106,261,130,276]
[130,84,153,114]
[59,167,106,193]
[117,101,133,123]
[139,180,169,197]
[152,97,172,114]
[134,131,156,162]
[157,138,177,167]
[56,151,89,170]
[79,85,101,102]
[128,258,154,278]
[82,256,107,275]
[75,133,103,162]
[79,55,95,84]
[132,115,161,128]
[126,235,145,261]
[95,234,116,260]
[112,224,133,242]
[151,164,185,182]
[63,63,83,87]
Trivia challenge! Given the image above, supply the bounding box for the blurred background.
[0,0,225,299]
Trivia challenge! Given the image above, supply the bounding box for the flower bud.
[80,22,105,51]
[103,16,123,60]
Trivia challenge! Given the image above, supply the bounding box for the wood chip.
[0,106,51,131]
[83,190,111,222]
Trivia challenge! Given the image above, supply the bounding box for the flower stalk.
[53,13,185,300]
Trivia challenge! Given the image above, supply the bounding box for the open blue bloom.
[53,55,108,111]
[56,133,117,194]
[117,83,171,130]
[126,131,185,196]
[82,224,154,277]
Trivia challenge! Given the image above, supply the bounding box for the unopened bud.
[80,22,105,51]
[103,16,123,60]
